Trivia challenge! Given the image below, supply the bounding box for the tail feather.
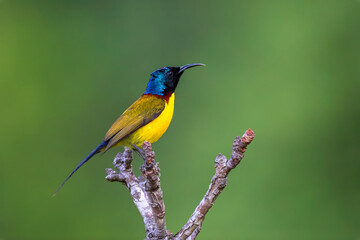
[52,141,107,197]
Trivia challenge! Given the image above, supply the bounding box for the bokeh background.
[1,1,359,239]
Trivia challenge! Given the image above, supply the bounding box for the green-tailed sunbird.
[53,63,205,195]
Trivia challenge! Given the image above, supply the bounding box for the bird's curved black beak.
[179,63,205,73]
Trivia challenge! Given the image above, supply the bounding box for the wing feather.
[103,95,165,151]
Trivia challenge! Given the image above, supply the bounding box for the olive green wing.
[103,95,165,152]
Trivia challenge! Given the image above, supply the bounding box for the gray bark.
[106,129,255,240]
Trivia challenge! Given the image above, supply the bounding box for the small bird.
[53,63,205,195]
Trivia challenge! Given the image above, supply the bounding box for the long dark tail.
[52,141,108,197]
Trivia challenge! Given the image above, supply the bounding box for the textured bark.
[105,147,169,240]
[105,129,255,240]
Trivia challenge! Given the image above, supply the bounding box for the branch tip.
[215,153,227,168]
[105,168,115,175]
[241,129,255,144]
[143,141,155,165]
[246,128,254,136]
[123,147,133,158]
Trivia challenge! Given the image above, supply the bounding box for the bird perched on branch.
[53,63,205,196]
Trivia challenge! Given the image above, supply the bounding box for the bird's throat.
[143,91,173,103]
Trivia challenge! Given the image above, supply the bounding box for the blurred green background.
[1,0,359,239]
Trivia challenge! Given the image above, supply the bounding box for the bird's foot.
[132,144,146,160]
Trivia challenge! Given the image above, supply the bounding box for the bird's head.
[144,63,205,96]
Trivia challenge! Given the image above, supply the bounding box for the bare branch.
[139,142,168,239]
[187,225,202,240]
[175,129,255,240]
[106,129,255,240]
[105,147,170,240]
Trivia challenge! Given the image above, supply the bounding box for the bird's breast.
[124,93,175,147]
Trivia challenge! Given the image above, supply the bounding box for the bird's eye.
[168,72,173,77]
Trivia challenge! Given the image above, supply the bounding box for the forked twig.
[106,129,255,240]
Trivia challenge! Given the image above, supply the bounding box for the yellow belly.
[119,93,175,148]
